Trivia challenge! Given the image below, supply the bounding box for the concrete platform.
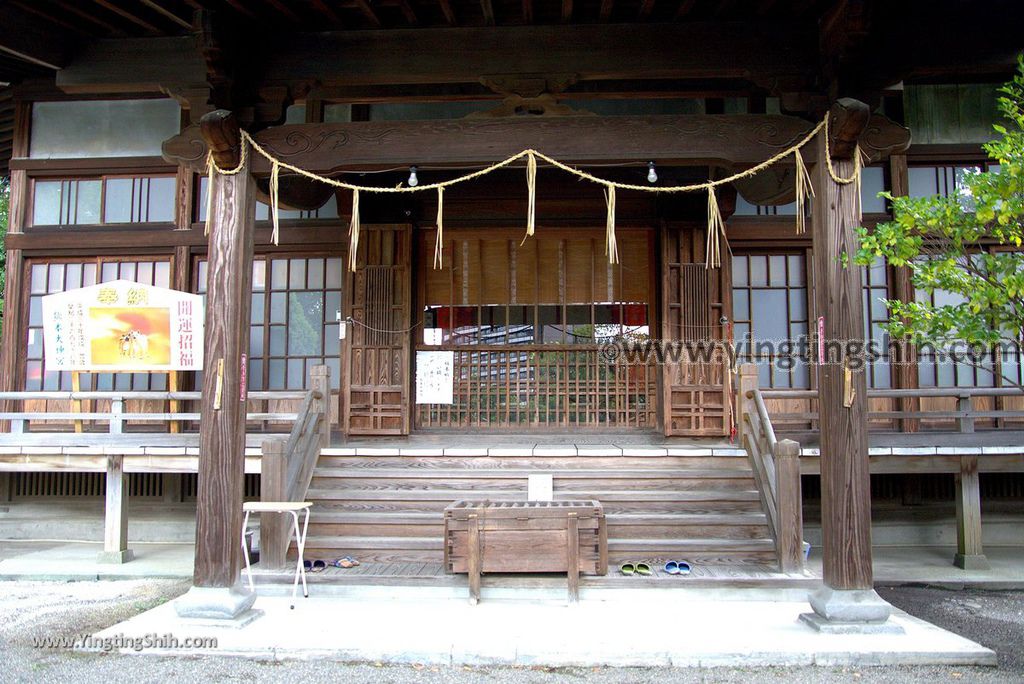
[0,541,192,581]
[89,590,996,667]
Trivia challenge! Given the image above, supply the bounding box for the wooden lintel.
[163,114,818,174]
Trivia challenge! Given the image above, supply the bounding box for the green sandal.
[619,561,637,575]
[634,562,652,576]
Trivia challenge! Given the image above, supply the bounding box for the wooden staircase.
[302,450,780,568]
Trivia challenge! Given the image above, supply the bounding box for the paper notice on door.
[415,350,454,404]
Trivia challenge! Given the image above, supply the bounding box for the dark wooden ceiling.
[2,0,830,38]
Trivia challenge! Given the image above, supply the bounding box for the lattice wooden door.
[342,225,412,435]
[660,224,733,437]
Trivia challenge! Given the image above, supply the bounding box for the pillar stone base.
[97,549,134,564]
[174,584,256,621]
[954,553,990,571]
[800,586,904,634]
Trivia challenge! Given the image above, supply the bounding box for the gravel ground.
[0,580,1021,683]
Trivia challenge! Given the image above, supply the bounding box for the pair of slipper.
[664,560,691,575]
[619,561,652,576]
[302,556,360,573]
[619,560,692,576]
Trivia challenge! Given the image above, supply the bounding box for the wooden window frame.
[27,172,178,229]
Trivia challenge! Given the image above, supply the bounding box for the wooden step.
[304,511,770,540]
[315,456,753,471]
[301,536,777,566]
[305,488,761,502]
[308,477,757,493]
[311,467,755,479]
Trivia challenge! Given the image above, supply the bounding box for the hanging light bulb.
[647,161,658,184]
[408,166,419,187]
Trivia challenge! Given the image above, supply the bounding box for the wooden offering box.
[444,500,608,603]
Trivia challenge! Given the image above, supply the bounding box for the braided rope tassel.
[521,150,537,246]
[348,189,360,273]
[794,148,814,235]
[433,186,445,270]
[604,186,619,264]
[269,160,281,246]
[705,186,725,269]
[204,153,215,236]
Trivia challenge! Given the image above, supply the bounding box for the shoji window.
[25,258,172,391]
[731,253,809,389]
[196,256,343,391]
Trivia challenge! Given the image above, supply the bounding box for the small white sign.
[415,351,454,404]
[528,473,553,502]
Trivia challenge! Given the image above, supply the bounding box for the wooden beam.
[263,0,304,23]
[8,0,95,38]
[91,0,163,33]
[954,455,990,570]
[51,0,126,35]
[598,0,615,22]
[193,110,257,589]
[163,114,820,173]
[222,0,260,20]
[138,0,193,29]
[522,0,533,23]
[99,455,133,563]
[395,0,420,24]
[561,0,573,22]
[310,0,344,25]
[352,0,383,27]
[481,0,496,25]
[437,0,457,24]
[810,98,873,592]
[59,24,819,92]
[638,0,656,20]
[0,3,70,70]
[674,0,698,20]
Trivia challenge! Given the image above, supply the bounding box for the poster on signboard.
[415,350,454,404]
[41,280,204,371]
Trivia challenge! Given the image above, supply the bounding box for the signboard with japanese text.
[415,351,454,404]
[41,280,204,371]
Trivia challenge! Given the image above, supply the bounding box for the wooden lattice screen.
[342,225,412,435]
[661,224,732,437]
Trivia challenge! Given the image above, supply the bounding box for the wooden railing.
[414,346,657,429]
[259,365,331,569]
[736,364,804,573]
[0,390,307,436]
[759,386,1024,435]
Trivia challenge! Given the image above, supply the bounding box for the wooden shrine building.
[0,0,1022,625]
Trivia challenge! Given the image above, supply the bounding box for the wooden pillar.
[163,474,183,504]
[736,363,758,445]
[802,100,895,631]
[310,365,331,447]
[98,456,133,563]
[175,110,258,619]
[259,439,289,570]
[0,472,11,504]
[774,438,804,573]
[954,455,989,570]
[1,101,30,431]
[810,101,873,591]
[888,152,921,435]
